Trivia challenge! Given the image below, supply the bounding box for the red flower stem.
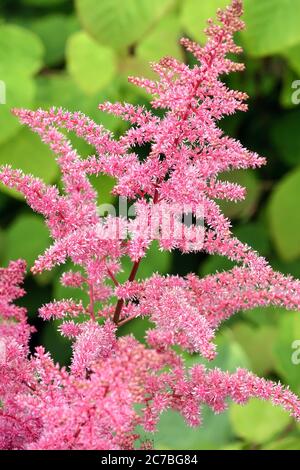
[113,260,140,324]
[88,284,95,321]
[113,298,124,324]
[117,314,138,327]
[106,265,119,286]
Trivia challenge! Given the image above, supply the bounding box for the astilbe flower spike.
[1,0,300,449]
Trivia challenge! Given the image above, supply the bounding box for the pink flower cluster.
[1,0,300,449]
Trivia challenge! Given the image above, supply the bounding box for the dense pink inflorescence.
[1,0,300,449]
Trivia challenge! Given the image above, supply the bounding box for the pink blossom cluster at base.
[1,0,300,450]
[1,261,300,449]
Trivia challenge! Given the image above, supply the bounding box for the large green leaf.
[268,167,300,261]
[233,222,271,257]
[0,128,59,199]
[283,44,300,76]
[90,174,116,206]
[3,214,50,268]
[181,0,229,43]
[270,111,300,167]
[241,306,283,328]
[0,24,43,144]
[230,398,291,444]
[30,14,79,67]
[118,317,153,344]
[220,442,245,450]
[120,14,184,83]
[0,24,44,77]
[218,170,261,220]
[137,13,183,63]
[242,0,300,57]
[35,73,123,133]
[199,255,235,277]
[76,0,175,50]
[272,259,300,280]
[185,330,251,372]
[36,74,86,110]
[118,240,172,283]
[155,406,233,450]
[0,73,35,146]
[273,311,300,393]
[232,323,277,375]
[66,31,117,95]
[264,436,300,450]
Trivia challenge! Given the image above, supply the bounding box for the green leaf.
[3,214,50,268]
[199,255,235,277]
[35,74,122,133]
[66,31,117,95]
[0,24,43,144]
[118,240,172,283]
[273,311,300,392]
[0,24,44,77]
[185,330,251,372]
[181,0,229,43]
[218,170,261,220]
[137,13,183,63]
[155,406,234,450]
[220,442,245,450]
[118,55,157,85]
[268,167,300,261]
[35,74,85,110]
[230,398,291,444]
[90,174,116,206]
[0,73,35,145]
[76,0,175,51]
[270,111,300,167]
[264,436,300,450]
[272,259,300,279]
[232,323,277,375]
[283,44,300,76]
[233,222,270,256]
[0,128,59,199]
[118,317,153,344]
[243,0,300,57]
[241,306,283,327]
[121,13,183,83]
[30,14,79,67]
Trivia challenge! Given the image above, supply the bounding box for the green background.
[1,0,300,450]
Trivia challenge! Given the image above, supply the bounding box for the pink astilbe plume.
[0,259,34,349]
[2,0,300,450]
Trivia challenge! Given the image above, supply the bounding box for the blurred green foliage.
[1,0,300,450]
